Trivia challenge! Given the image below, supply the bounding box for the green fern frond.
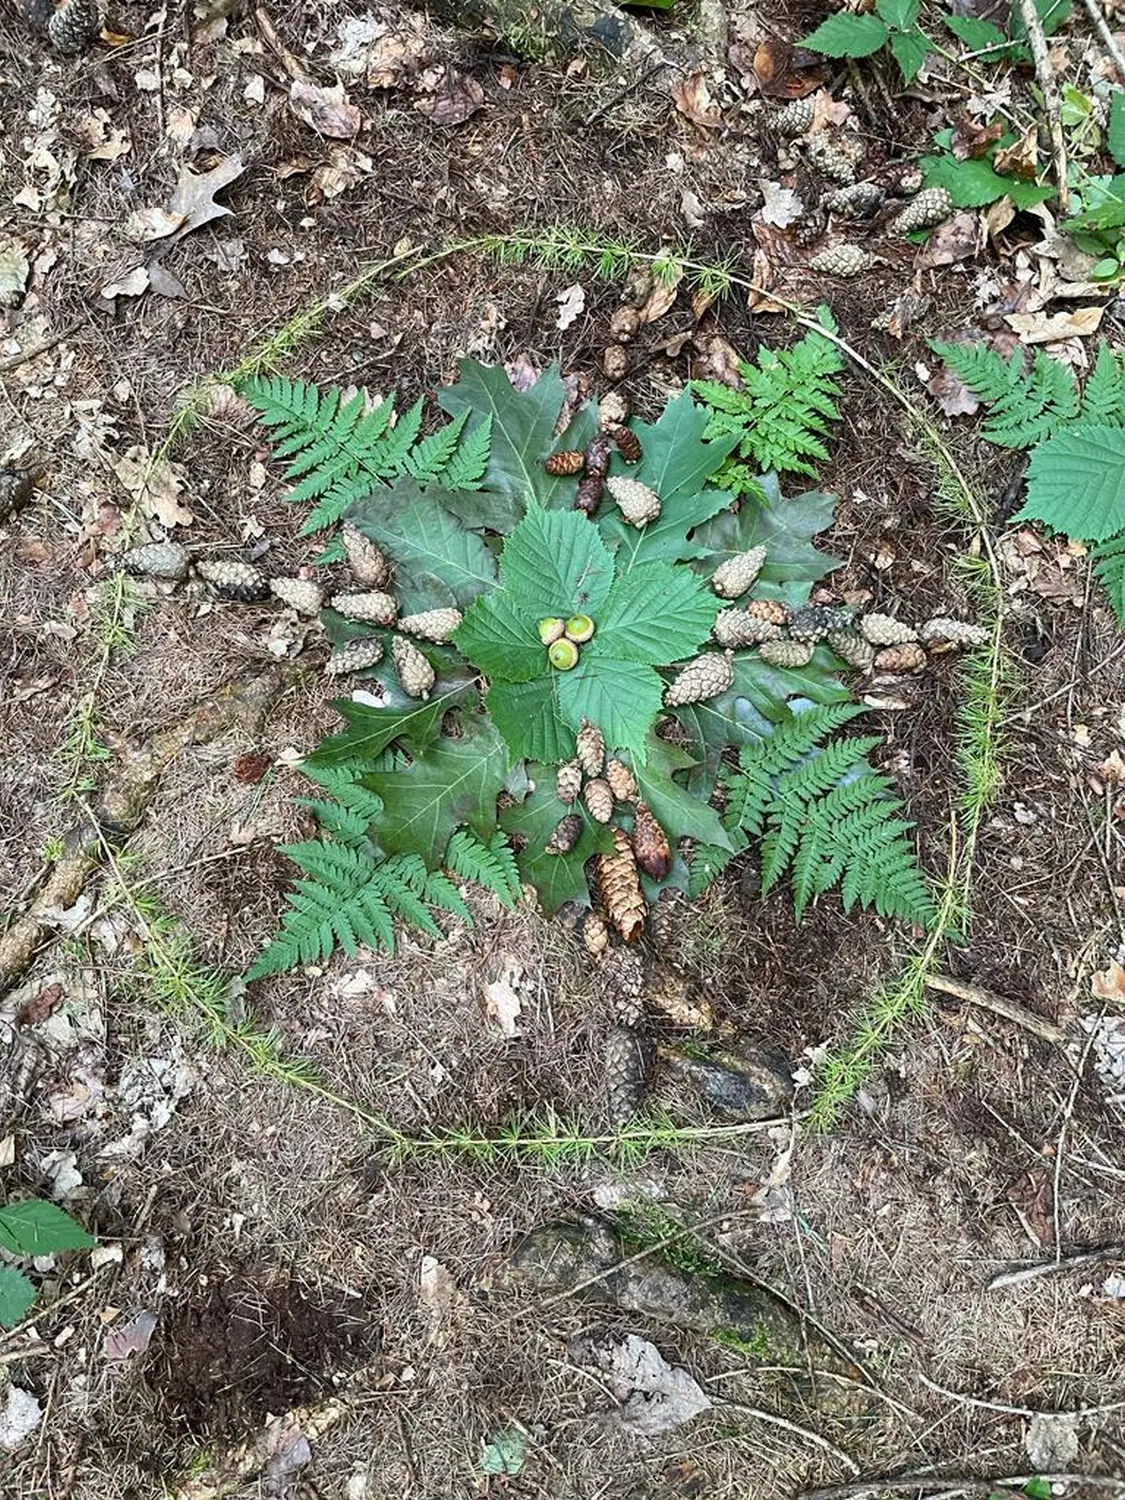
[929,341,1080,448]
[445,827,521,906]
[720,705,933,927]
[1080,344,1125,427]
[247,841,473,979]
[1092,529,1125,624]
[692,308,844,480]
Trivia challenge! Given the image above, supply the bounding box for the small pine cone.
[331,590,398,626]
[544,449,586,476]
[121,540,190,581]
[46,0,100,53]
[584,778,614,824]
[711,545,767,599]
[582,910,610,958]
[807,131,865,184]
[789,604,854,642]
[759,638,816,668]
[599,391,630,429]
[324,636,384,676]
[822,181,885,218]
[609,425,643,464]
[604,1025,653,1125]
[892,186,953,235]
[633,801,672,881]
[196,558,270,602]
[342,522,391,588]
[556,760,583,804]
[920,616,990,648]
[874,641,927,674]
[809,243,872,278]
[602,945,646,1008]
[545,813,583,855]
[664,651,734,707]
[597,828,647,943]
[576,719,606,778]
[269,576,324,615]
[392,635,435,699]
[397,607,463,644]
[648,889,685,950]
[585,434,613,477]
[859,612,918,646]
[775,95,814,137]
[827,629,875,671]
[607,475,661,528]
[879,161,925,197]
[793,203,828,250]
[0,467,38,519]
[574,471,605,517]
[605,758,638,803]
[713,608,782,648]
[746,598,790,626]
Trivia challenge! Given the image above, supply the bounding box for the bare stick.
[916,1371,1125,1419]
[987,1242,1125,1290]
[1080,0,1125,77]
[801,1474,1125,1500]
[924,974,1065,1045]
[1015,0,1070,212]
[717,1399,860,1476]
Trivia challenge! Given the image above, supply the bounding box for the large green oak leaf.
[346,483,497,606]
[499,764,614,913]
[690,475,841,609]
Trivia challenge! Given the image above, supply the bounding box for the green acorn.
[565,614,595,643]
[539,617,566,645]
[549,638,580,671]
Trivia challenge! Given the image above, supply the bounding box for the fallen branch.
[1015,0,1070,212]
[987,1242,1125,1291]
[924,974,1065,1045]
[801,1473,1125,1500]
[1079,0,1125,78]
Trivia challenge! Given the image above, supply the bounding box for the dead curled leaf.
[416,68,484,127]
[927,362,980,417]
[1005,306,1104,343]
[751,38,826,99]
[112,446,194,528]
[994,126,1039,180]
[288,80,362,140]
[915,212,981,269]
[103,1309,158,1361]
[759,179,803,229]
[672,72,722,128]
[1092,961,1125,1000]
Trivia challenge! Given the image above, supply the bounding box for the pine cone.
[392,635,435,699]
[633,801,672,881]
[809,244,872,278]
[874,641,927,673]
[775,95,814,137]
[0,467,38,519]
[605,758,638,803]
[827,628,875,670]
[556,760,583,804]
[331,591,398,625]
[920,616,990,647]
[599,391,630,428]
[269,576,324,615]
[892,186,953,235]
[585,434,613,476]
[544,450,586,476]
[879,162,925,197]
[546,813,583,854]
[664,651,734,707]
[342,522,391,588]
[711,545,767,599]
[789,604,854,642]
[807,131,865,184]
[574,472,605,517]
[602,945,646,1009]
[759,638,815,668]
[793,203,828,250]
[46,0,99,52]
[121,541,190,581]
[324,637,384,676]
[604,1025,652,1125]
[746,598,790,626]
[859,612,918,646]
[196,559,271,602]
[597,828,647,943]
[822,181,885,218]
[576,719,606,778]
[648,888,685,950]
[583,910,610,958]
[584,778,614,824]
[608,425,643,464]
[713,608,782,648]
[397,607,463,643]
[607,475,661,527]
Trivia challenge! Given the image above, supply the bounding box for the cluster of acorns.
[120,523,458,698]
[546,718,672,881]
[539,613,595,672]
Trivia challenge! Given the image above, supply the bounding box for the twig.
[1079,0,1125,78]
[802,1479,1125,1500]
[916,1371,1125,1420]
[987,1242,1125,1290]
[1015,0,1070,212]
[0,323,81,374]
[715,1399,860,1475]
[924,974,1065,1045]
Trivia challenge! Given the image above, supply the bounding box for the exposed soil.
[3,1,1125,1497]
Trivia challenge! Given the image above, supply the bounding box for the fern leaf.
[445,827,520,905]
[1092,529,1125,624]
[401,410,469,483]
[439,415,492,490]
[1081,344,1125,427]
[929,341,1080,448]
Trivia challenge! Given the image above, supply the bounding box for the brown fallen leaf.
[752,38,826,99]
[637,266,683,324]
[417,68,484,128]
[104,1309,158,1361]
[289,80,362,140]
[951,114,1003,160]
[1005,306,1104,343]
[916,211,981,269]
[112,446,194,528]
[672,72,722,128]
[927,361,980,416]
[101,265,150,299]
[994,126,1039,180]
[1092,960,1125,1001]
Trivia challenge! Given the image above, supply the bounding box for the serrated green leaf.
[557,656,665,761]
[1109,90,1125,169]
[921,153,1053,209]
[309,680,475,767]
[499,507,615,617]
[0,1200,94,1256]
[1019,424,1125,541]
[802,12,890,56]
[367,713,509,866]
[346,484,497,605]
[877,0,921,29]
[1092,531,1125,623]
[942,12,1015,52]
[890,27,932,81]
[590,563,718,665]
[454,593,546,683]
[499,764,614,913]
[486,677,575,764]
[690,476,841,607]
[0,1266,37,1327]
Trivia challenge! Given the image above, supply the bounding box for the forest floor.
[2,0,1125,1497]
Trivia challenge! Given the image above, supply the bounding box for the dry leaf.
[1006,306,1104,343]
[170,155,246,234]
[984,196,1016,240]
[759,180,804,229]
[752,38,826,99]
[672,72,722,127]
[80,109,132,161]
[148,262,186,299]
[637,267,683,324]
[103,1309,157,1361]
[418,1255,461,1342]
[916,211,981,268]
[101,265,150,299]
[123,205,186,243]
[951,114,1004,160]
[995,127,1039,180]
[927,361,980,417]
[289,79,362,139]
[484,976,523,1037]
[680,188,706,229]
[112,446,194,528]
[555,282,586,330]
[417,68,484,127]
[0,239,30,306]
[311,146,372,202]
[1092,960,1125,1000]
